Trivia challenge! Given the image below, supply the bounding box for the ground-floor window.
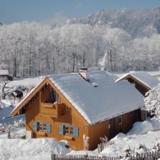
[32,121,51,133]
[59,124,79,137]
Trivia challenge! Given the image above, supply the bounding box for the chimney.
[79,67,88,80]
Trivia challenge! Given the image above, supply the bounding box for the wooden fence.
[129,150,160,160]
[51,150,160,160]
[51,154,120,160]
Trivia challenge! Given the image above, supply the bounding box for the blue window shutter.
[72,127,79,137]
[59,124,65,135]
[46,123,51,133]
[32,121,38,131]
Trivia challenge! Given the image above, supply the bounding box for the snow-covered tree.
[0,21,160,78]
[144,85,160,116]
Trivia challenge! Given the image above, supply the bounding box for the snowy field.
[100,117,160,157]
[0,138,70,160]
[0,71,160,159]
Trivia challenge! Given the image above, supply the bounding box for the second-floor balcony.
[40,102,65,118]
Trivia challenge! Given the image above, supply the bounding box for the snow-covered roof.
[0,69,9,76]
[116,71,159,89]
[49,70,144,124]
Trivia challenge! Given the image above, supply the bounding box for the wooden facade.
[11,77,141,150]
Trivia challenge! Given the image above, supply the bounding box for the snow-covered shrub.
[153,142,160,152]
[124,147,132,158]
[144,84,160,116]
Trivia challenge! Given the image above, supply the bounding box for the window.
[46,89,59,103]
[41,85,59,104]
[32,121,51,133]
[64,125,73,135]
[59,124,79,137]
[47,90,56,103]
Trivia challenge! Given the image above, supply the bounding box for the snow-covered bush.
[144,84,160,116]
[153,142,160,152]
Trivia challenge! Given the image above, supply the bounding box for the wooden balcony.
[40,102,65,118]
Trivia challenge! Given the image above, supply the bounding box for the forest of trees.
[0,21,160,78]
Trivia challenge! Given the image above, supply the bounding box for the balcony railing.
[40,102,65,118]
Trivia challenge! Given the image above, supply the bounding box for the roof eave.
[115,74,152,90]
[10,77,48,117]
[91,104,143,125]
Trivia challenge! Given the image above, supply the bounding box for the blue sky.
[1,0,160,24]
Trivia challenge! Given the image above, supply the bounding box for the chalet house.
[115,71,159,96]
[11,69,144,150]
[0,69,13,81]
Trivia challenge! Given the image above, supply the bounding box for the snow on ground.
[100,117,160,157]
[0,138,70,160]
[0,126,69,160]
[0,99,12,108]
[0,77,41,124]
[0,106,24,124]
[128,117,160,135]
[101,131,160,157]
[0,76,43,106]
[6,76,43,90]
[0,127,26,139]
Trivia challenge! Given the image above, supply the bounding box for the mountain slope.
[70,7,160,37]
